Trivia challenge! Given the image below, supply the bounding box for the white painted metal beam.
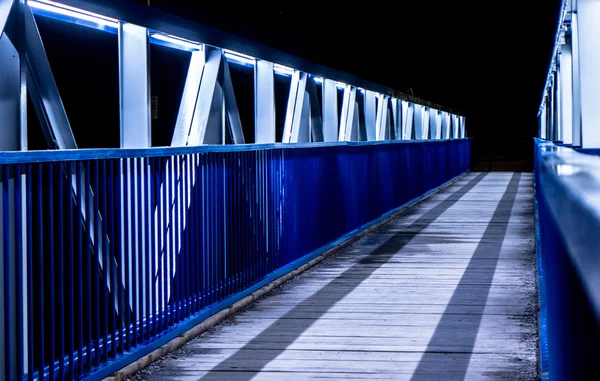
[119,22,151,148]
[254,60,275,143]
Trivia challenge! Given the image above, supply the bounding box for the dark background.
[32,1,562,171]
[133,0,563,170]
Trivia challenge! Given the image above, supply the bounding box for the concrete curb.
[103,171,470,381]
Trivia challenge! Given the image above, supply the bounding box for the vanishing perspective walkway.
[134,172,538,381]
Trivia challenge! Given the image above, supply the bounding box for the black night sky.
[136,0,562,161]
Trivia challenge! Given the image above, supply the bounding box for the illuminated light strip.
[273,63,294,76]
[336,82,347,90]
[313,77,323,84]
[223,49,255,66]
[29,0,118,29]
[150,33,201,51]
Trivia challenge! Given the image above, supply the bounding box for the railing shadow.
[410,172,521,380]
[198,172,488,380]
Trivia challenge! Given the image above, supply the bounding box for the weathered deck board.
[135,172,537,381]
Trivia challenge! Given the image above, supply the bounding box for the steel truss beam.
[21,4,76,149]
[172,46,245,146]
[376,95,391,141]
[429,108,440,139]
[339,85,359,141]
[391,99,401,140]
[282,71,323,143]
[0,0,14,37]
[403,102,414,140]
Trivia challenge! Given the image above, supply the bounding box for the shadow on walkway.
[411,172,521,380]
[199,172,488,380]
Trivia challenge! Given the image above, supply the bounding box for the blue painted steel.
[2,167,11,381]
[534,138,600,380]
[0,140,470,380]
[26,165,34,381]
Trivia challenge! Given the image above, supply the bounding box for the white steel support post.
[119,22,150,148]
[549,74,556,141]
[404,103,414,140]
[460,116,466,138]
[414,104,424,140]
[540,102,548,139]
[573,0,600,147]
[560,37,573,144]
[452,115,460,139]
[364,90,377,141]
[441,111,450,139]
[322,79,338,142]
[422,107,430,139]
[391,99,401,140]
[282,71,310,143]
[255,60,275,143]
[556,66,562,141]
[429,108,439,139]
[376,95,390,141]
[571,7,582,146]
[339,85,358,141]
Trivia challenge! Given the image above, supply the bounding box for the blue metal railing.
[534,138,600,380]
[0,139,470,381]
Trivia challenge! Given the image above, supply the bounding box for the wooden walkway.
[136,172,538,381]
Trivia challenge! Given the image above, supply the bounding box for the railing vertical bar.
[190,155,196,313]
[107,160,116,358]
[114,159,123,357]
[57,163,65,380]
[26,164,34,381]
[36,164,45,380]
[194,154,200,312]
[183,155,189,318]
[225,154,230,297]
[130,158,138,347]
[93,160,100,366]
[168,157,174,326]
[76,162,84,374]
[182,155,188,318]
[209,154,214,305]
[67,162,74,379]
[159,158,166,329]
[2,166,11,381]
[201,154,206,309]
[174,155,181,323]
[156,158,163,330]
[14,165,23,381]
[135,158,144,343]
[85,161,92,371]
[163,158,169,326]
[101,160,109,362]
[144,158,151,338]
[121,158,130,352]
[146,158,154,338]
[238,152,242,291]
[48,163,56,381]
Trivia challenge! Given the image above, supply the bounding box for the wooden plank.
[135,172,538,381]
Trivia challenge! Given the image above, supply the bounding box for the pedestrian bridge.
[0,1,598,380]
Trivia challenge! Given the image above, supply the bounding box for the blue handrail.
[0,139,470,381]
[534,138,600,380]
